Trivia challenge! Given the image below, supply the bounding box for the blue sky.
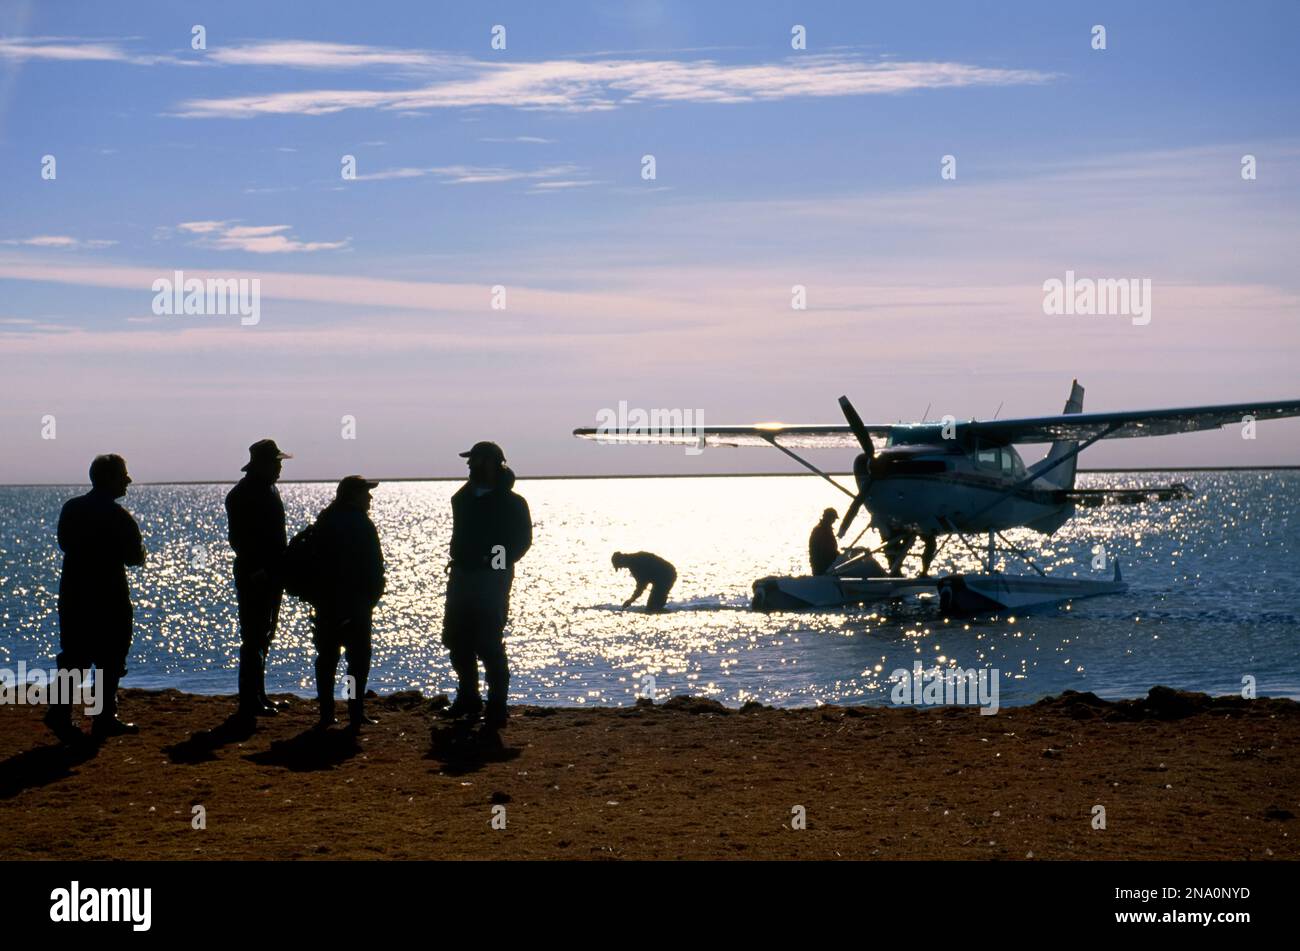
[1,0,1298,482]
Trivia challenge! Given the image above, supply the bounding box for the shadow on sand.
[426,720,519,776]
[163,713,259,764]
[0,740,99,800]
[245,726,362,772]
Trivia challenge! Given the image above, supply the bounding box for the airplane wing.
[574,398,1300,448]
[961,399,1300,444]
[572,423,871,449]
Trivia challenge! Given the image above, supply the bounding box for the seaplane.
[574,383,1300,615]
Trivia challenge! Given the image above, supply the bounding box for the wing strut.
[762,435,857,499]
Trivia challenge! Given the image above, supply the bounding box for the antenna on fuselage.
[992,401,1004,419]
[921,403,931,422]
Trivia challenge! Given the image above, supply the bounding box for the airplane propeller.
[838,395,874,457]
[837,395,873,538]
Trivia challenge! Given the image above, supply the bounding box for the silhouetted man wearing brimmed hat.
[312,475,385,731]
[443,441,531,728]
[225,438,291,719]
[44,454,146,743]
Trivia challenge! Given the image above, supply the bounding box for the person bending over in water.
[612,551,676,613]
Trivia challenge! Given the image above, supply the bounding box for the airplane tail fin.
[1030,380,1085,490]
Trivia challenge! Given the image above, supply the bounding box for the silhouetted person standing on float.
[809,507,839,575]
[44,454,145,743]
[312,476,385,731]
[613,551,676,613]
[442,442,532,728]
[225,438,291,719]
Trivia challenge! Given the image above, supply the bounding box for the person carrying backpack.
[310,476,385,731]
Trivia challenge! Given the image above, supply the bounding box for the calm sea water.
[0,473,1295,708]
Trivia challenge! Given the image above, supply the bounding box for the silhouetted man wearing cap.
[44,454,146,743]
[809,507,839,575]
[443,442,532,728]
[225,438,291,718]
[312,476,385,731]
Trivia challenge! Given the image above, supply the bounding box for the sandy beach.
[0,687,1295,861]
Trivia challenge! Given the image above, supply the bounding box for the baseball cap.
[336,474,379,498]
[458,441,505,464]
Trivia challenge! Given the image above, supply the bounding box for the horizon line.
[2,465,1297,488]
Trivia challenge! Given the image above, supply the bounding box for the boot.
[257,647,279,714]
[347,698,378,731]
[43,704,84,744]
[237,649,262,717]
[315,696,338,729]
[445,694,483,719]
[483,700,509,729]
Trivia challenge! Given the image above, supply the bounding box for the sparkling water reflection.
[0,473,1295,707]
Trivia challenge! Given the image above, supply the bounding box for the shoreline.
[2,685,1296,860]
[82,679,1300,709]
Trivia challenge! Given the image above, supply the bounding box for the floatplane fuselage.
[835,380,1094,544]
[853,437,1074,537]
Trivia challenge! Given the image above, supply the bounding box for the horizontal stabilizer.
[1061,483,1193,507]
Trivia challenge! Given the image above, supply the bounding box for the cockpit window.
[886,426,944,447]
[976,446,1024,474]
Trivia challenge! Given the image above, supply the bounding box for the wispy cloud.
[0,36,451,71]
[530,180,602,190]
[0,258,708,327]
[0,36,185,66]
[1,235,116,249]
[354,163,587,187]
[205,40,454,70]
[350,167,428,182]
[177,220,347,253]
[176,220,229,235]
[480,135,555,144]
[2,257,1296,405]
[173,52,1054,117]
[1,37,1051,117]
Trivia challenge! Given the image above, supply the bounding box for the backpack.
[281,522,323,604]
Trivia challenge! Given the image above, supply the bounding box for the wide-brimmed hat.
[241,438,292,472]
